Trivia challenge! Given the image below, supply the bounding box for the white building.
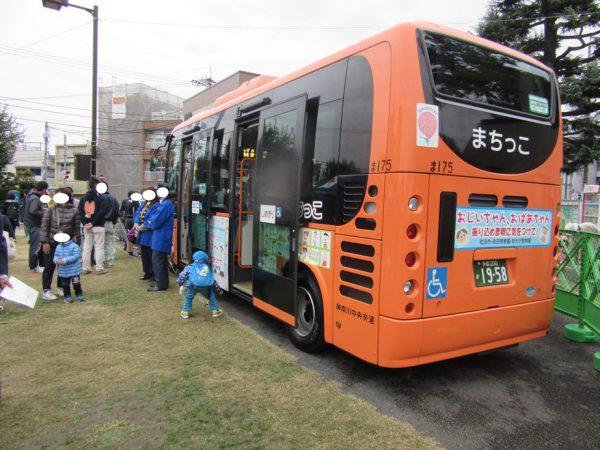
[6,142,55,183]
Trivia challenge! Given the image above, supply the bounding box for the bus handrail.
[237,158,254,269]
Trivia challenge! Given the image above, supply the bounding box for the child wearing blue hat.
[176,250,223,319]
[53,232,84,303]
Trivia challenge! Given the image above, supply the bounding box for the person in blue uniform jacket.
[134,194,159,282]
[144,184,174,292]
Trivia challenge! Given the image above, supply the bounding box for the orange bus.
[164,22,562,367]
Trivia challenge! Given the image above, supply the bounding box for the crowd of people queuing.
[0,176,223,318]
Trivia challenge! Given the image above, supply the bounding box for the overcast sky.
[0,0,491,150]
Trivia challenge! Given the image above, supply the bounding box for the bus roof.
[173,21,554,135]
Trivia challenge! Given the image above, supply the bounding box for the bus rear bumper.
[378,298,554,368]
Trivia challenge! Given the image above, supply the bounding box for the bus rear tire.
[287,275,326,353]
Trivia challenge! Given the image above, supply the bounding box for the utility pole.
[41,0,98,175]
[43,121,49,181]
[91,4,98,175]
[63,134,68,186]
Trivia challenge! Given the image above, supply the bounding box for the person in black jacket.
[0,213,16,240]
[23,181,48,273]
[2,192,20,232]
[119,191,140,255]
[40,187,81,301]
[78,177,110,274]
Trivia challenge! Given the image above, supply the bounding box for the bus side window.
[338,55,373,175]
[166,139,181,204]
[304,100,342,225]
[210,130,231,212]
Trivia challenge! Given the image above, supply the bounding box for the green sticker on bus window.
[528,94,549,115]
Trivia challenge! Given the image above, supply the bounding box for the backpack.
[84,200,95,218]
[188,262,214,287]
[6,203,18,221]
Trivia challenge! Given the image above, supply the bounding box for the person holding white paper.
[0,229,12,289]
[1,231,13,314]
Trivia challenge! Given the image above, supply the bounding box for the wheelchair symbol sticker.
[426,267,447,299]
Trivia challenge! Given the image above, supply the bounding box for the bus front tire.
[287,276,326,353]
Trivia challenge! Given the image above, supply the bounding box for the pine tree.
[477,0,600,174]
[0,106,21,172]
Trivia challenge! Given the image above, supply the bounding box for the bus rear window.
[423,32,553,118]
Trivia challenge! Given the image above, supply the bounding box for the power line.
[0,45,193,87]
[48,127,169,155]
[15,115,179,140]
[3,100,182,123]
[0,20,92,56]
[0,95,91,111]
[4,93,92,100]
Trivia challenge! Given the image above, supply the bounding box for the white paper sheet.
[0,276,39,308]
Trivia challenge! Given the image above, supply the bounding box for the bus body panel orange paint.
[378,298,554,368]
[254,296,295,327]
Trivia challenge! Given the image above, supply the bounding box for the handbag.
[3,231,16,261]
[127,227,138,244]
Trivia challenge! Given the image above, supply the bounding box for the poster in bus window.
[258,223,290,275]
[209,216,229,290]
[298,227,333,269]
[310,230,320,248]
[416,103,439,148]
[193,215,206,250]
[320,249,331,268]
[310,248,320,266]
[301,229,310,246]
[321,231,331,250]
[454,207,553,250]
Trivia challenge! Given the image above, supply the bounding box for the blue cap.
[192,250,209,263]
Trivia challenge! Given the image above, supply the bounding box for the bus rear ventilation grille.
[341,181,366,223]
[340,270,373,288]
[340,241,375,304]
[468,193,498,207]
[503,195,528,208]
[339,285,373,304]
[340,256,374,272]
[341,241,375,257]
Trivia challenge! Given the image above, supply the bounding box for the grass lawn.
[0,237,440,449]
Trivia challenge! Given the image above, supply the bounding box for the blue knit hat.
[192,250,209,263]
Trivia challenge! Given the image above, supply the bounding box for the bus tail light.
[403,280,414,294]
[407,224,417,239]
[405,252,416,267]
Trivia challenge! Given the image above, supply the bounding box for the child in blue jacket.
[177,250,223,319]
[53,232,84,303]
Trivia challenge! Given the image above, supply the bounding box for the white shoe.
[56,288,64,297]
[31,266,44,273]
[42,290,57,301]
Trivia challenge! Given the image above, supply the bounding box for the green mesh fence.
[556,230,600,336]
